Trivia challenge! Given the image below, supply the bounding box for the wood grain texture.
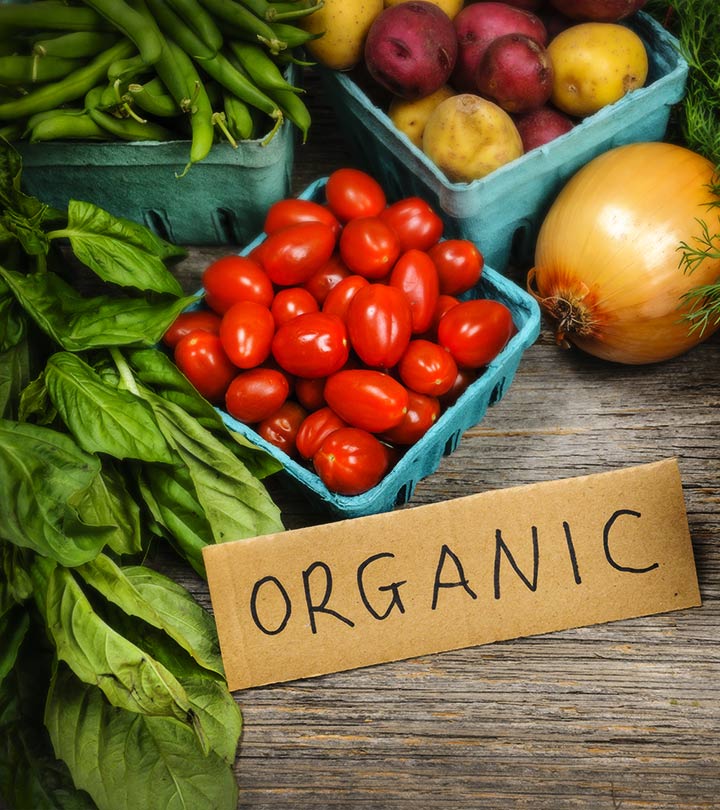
[163,73,720,810]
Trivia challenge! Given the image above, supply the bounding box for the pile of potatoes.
[301,0,650,183]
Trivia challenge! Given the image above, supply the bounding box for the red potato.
[365,1,458,100]
[548,0,646,21]
[513,105,574,151]
[476,33,554,113]
[451,1,547,93]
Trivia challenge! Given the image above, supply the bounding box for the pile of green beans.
[0,0,323,174]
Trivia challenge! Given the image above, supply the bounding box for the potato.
[388,85,457,148]
[383,0,464,18]
[422,94,524,183]
[300,0,384,71]
[547,22,648,117]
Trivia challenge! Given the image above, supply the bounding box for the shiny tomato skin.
[437,299,515,368]
[163,309,221,348]
[257,401,307,457]
[219,300,275,369]
[439,367,478,408]
[397,339,458,396]
[202,255,274,313]
[379,197,444,252]
[324,369,409,433]
[294,376,327,411]
[302,252,351,305]
[339,216,401,279]
[225,367,290,424]
[174,331,237,404]
[260,221,337,286]
[270,286,319,327]
[272,311,349,378]
[295,406,348,460]
[313,427,391,495]
[264,198,341,238]
[428,239,484,296]
[429,294,461,336]
[389,249,440,334]
[346,283,413,369]
[322,274,369,322]
[325,168,387,222]
[380,390,441,446]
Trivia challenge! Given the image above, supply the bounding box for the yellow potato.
[383,0,464,19]
[388,85,457,149]
[422,94,524,183]
[300,0,384,71]
[548,22,649,117]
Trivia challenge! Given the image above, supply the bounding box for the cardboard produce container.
[200,178,542,519]
[319,12,688,272]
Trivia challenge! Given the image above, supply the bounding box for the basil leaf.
[46,665,239,810]
[0,266,198,350]
[45,565,194,725]
[0,337,31,420]
[1,543,34,618]
[0,277,26,352]
[45,352,173,463]
[18,369,55,425]
[0,605,29,688]
[0,420,110,566]
[50,201,185,295]
[77,556,224,677]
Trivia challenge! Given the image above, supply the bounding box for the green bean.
[0,2,114,32]
[32,31,120,59]
[197,0,285,53]
[29,111,108,142]
[267,0,324,21]
[85,85,175,141]
[144,0,216,60]
[0,121,25,141]
[82,0,164,65]
[267,20,321,49]
[223,89,254,141]
[200,49,283,121]
[0,54,83,86]
[165,0,224,53]
[0,39,135,120]
[233,0,273,19]
[107,53,152,83]
[26,106,85,131]
[128,78,181,117]
[267,85,309,142]
[227,40,302,93]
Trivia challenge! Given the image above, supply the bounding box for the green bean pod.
[29,111,108,142]
[165,0,224,53]
[82,0,164,65]
[0,38,135,120]
[32,31,120,59]
[26,106,85,131]
[107,53,152,83]
[0,1,114,32]
[227,40,302,94]
[0,121,25,141]
[223,90,254,141]
[0,54,83,86]
[197,0,285,53]
[128,78,181,117]
[85,85,175,141]
[144,0,216,60]
[267,0,324,21]
[267,20,321,49]
[266,85,309,142]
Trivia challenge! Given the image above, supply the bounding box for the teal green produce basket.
[319,12,688,272]
[201,178,541,519]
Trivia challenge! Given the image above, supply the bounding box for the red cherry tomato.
[322,274,370,322]
[325,168,387,222]
[379,197,443,252]
[163,309,221,348]
[389,249,440,334]
[324,369,409,433]
[272,311,349,378]
[380,390,441,446]
[174,331,236,404]
[296,406,348,460]
[294,375,327,411]
[437,299,515,368]
[430,294,461,334]
[202,255,274,313]
[219,300,275,369]
[260,221,336,286]
[439,367,479,408]
[427,239,484,296]
[339,217,401,279]
[397,339,458,396]
[264,197,341,238]
[302,252,351,305]
[346,283,413,369]
[270,286,319,327]
[225,367,290,424]
[256,401,307,457]
[313,427,392,495]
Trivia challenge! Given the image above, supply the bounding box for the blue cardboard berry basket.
[318,11,688,272]
[209,177,541,519]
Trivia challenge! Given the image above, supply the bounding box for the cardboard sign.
[203,458,701,691]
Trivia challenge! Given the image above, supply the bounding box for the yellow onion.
[527,141,720,364]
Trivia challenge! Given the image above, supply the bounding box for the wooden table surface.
[167,76,720,810]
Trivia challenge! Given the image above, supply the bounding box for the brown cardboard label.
[203,458,701,691]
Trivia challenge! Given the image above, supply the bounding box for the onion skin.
[528,141,720,364]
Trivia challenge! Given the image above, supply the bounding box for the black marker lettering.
[302,561,355,634]
[431,544,477,610]
[603,509,659,573]
[250,576,291,636]
[494,526,539,599]
[563,520,582,585]
[357,552,407,620]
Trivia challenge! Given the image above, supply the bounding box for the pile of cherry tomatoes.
[164,168,516,496]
